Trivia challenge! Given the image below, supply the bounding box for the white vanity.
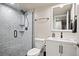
[46,37,77,56]
[46,3,78,56]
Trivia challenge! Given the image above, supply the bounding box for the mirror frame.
[50,3,76,32]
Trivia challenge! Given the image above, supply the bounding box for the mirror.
[53,4,74,31]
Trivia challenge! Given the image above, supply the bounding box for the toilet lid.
[27,48,41,56]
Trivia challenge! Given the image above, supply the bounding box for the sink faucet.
[61,32,63,38]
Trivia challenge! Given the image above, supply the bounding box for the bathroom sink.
[47,37,77,45]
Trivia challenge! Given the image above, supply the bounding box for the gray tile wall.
[0,4,32,56]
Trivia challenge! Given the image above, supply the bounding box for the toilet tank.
[35,38,45,49]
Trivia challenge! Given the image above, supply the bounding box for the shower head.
[20,10,28,17]
[21,10,25,14]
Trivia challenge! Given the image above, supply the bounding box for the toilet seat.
[27,48,41,56]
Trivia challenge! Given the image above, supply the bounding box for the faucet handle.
[61,32,63,38]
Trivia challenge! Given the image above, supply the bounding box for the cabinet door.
[62,43,77,56]
[46,40,60,56]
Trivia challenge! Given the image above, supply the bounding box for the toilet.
[27,38,45,56]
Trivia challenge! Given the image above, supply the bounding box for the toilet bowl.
[27,48,41,56]
[27,38,45,56]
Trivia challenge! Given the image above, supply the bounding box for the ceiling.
[9,3,58,10]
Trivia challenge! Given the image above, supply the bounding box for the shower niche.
[19,14,25,33]
[52,4,77,32]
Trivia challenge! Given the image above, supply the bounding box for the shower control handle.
[14,30,17,38]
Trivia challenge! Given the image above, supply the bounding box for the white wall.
[34,7,51,39]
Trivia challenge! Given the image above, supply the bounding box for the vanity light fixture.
[59,5,64,8]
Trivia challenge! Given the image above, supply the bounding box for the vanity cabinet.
[46,40,60,56]
[46,39,77,56]
[62,43,77,56]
